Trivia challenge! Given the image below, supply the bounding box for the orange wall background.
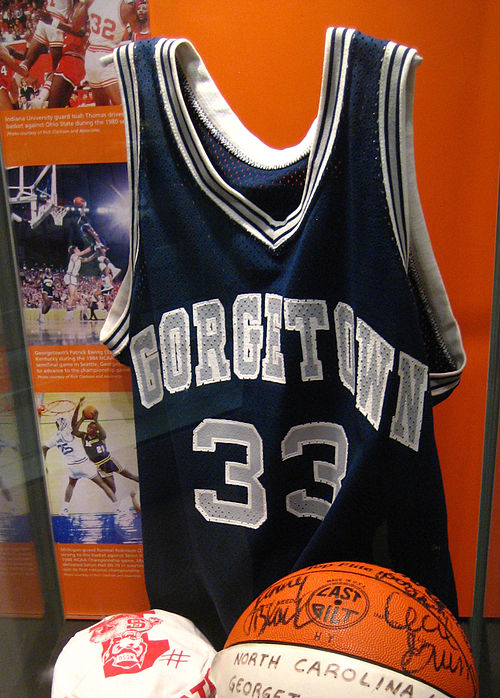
[148,1,500,616]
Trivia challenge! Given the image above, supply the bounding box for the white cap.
[51,609,217,698]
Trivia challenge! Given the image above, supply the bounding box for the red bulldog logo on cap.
[90,612,170,678]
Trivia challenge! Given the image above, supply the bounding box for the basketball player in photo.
[71,0,143,105]
[37,266,56,323]
[42,409,117,515]
[19,0,73,80]
[64,244,96,311]
[131,1,150,41]
[81,220,122,290]
[33,4,89,108]
[72,397,139,494]
[0,44,37,110]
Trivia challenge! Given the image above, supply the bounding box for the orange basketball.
[210,562,478,697]
[73,196,86,207]
[82,405,98,420]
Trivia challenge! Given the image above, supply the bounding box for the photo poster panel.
[0,0,152,618]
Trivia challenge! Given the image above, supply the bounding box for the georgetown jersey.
[101,29,466,647]
[41,274,54,296]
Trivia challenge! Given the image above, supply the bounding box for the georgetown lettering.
[130,295,428,451]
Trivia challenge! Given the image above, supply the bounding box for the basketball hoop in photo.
[7,165,58,229]
[50,206,68,226]
[44,399,77,416]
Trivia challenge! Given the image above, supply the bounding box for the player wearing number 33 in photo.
[71,0,142,105]
[101,28,466,649]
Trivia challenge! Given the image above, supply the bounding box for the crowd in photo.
[1,1,39,43]
[21,263,120,320]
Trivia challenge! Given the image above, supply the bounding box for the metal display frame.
[470,169,500,692]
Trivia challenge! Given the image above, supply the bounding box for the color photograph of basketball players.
[0,41,38,109]
[9,161,129,345]
[42,407,118,514]
[0,0,151,109]
[73,0,147,106]
[72,395,139,494]
[38,390,141,543]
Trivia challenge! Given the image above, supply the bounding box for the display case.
[0,1,498,696]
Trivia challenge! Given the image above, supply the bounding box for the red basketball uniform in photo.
[0,62,14,92]
[55,31,88,87]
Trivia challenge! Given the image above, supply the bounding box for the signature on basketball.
[381,592,475,681]
[242,576,313,636]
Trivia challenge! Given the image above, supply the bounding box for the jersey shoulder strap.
[376,37,466,398]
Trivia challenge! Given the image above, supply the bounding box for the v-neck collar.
[154,27,354,250]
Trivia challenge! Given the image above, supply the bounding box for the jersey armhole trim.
[379,43,466,398]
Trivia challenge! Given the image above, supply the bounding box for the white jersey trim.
[378,42,466,398]
[154,28,353,249]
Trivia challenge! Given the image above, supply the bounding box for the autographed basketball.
[82,405,98,420]
[210,562,478,698]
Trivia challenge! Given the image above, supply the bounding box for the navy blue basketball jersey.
[101,28,466,648]
[41,273,54,296]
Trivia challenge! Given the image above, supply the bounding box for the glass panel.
[0,148,64,697]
